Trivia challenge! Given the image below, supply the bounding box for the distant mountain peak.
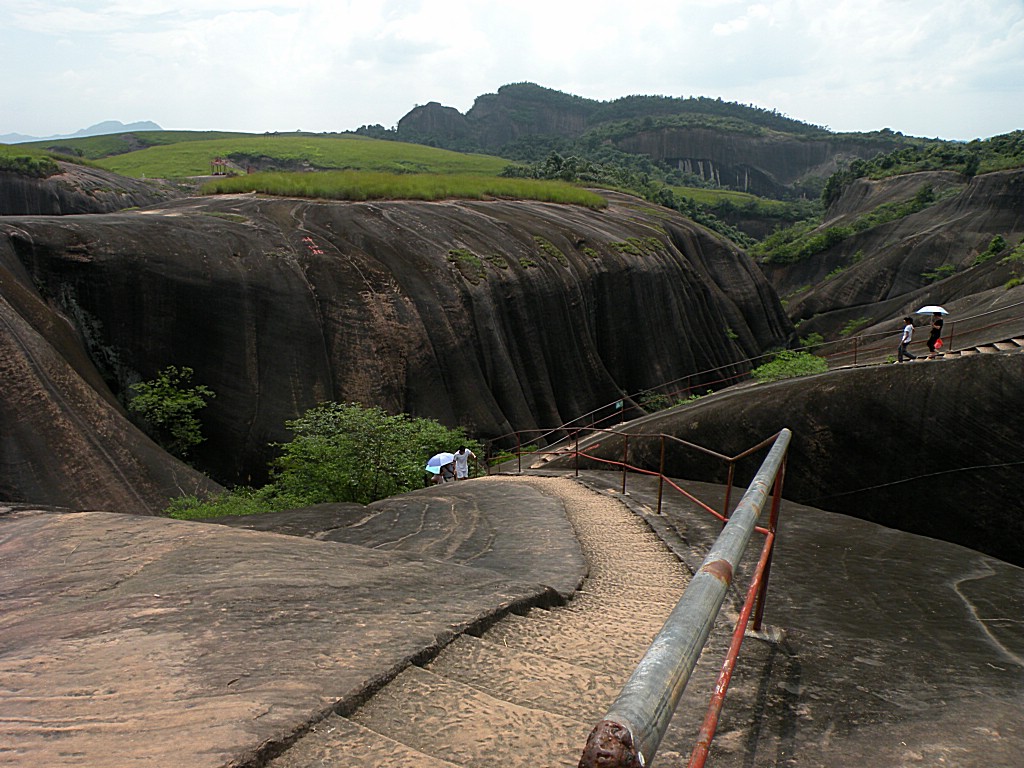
[1,120,163,145]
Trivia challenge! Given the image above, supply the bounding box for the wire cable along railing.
[526,298,1024,434]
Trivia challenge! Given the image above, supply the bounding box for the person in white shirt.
[898,316,918,362]
[453,446,477,480]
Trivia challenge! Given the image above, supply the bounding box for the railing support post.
[753,454,786,632]
[723,461,736,524]
[516,432,522,475]
[657,435,666,516]
[621,434,629,495]
[575,430,580,478]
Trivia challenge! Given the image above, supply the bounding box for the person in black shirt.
[927,312,944,358]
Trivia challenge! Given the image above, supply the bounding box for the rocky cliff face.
[394,85,910,197]
[759,168,1024,340]
[0,162,178,215]
[615,129,905,197]
[547,354,1024,567]
[0,190,792,509]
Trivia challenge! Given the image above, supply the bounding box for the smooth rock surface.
[2,472,1021,767]
[0,480,579,768]
[575,472,1024,768]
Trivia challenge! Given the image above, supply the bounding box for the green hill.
[14,132,511,181]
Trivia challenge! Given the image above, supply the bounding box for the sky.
[3,0,1024,142]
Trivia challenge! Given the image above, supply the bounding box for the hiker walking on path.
[453,446,477,480]
[927,312,944,358]
[898,316,918,362]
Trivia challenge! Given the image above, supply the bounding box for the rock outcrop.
[0,161,179,216]
[0,190,792,508]
[547,353,1024,566]
[759,168,1024,340]
[396,83,911,197]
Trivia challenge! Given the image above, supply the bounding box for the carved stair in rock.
[267,478,696,768]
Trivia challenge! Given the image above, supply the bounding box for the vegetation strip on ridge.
[200,170,607,206]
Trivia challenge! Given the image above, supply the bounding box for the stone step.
[479,611,663,676]
[346,664,591,768]
[425,634,621,723]
[267,713,462,768]
[561,584,684,614]
[993,340,1022,352]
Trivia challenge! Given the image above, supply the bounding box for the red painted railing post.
[657,435,666,516]
[753,454,786,632]
[574,430,580,478]
[621,434,629,495]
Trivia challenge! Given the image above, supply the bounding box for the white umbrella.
[425,452,455,473]
[916,305,948,314]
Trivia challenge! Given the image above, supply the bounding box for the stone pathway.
[267,476,692,768]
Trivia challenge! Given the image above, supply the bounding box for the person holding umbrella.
[915,305,948,359]
[927,312,944,358]
[426,451,456,484]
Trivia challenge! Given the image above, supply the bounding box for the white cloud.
[2,0,1022,139]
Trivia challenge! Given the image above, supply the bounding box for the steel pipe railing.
[578,428,791,768]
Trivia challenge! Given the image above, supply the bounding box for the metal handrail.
[578,428,791,768]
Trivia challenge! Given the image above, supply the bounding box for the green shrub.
[0,152,61,178]
[751,350,828,382]
[1003,240,1024,263]
[533,236,570,266]
[271,402,477,506]
[639,391,673,412]
[166,487,304,520]
[128,366,214,459]
[447,248,486,282]
[922,264,956,282]
[799,332,825,350]
[972,235,1008,265]
[167,402,480,518]
[840,317,870,337]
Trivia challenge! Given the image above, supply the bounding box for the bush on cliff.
[751,350,829,382]
[271,402,478,505]
[128,366,215,459]
[0,151,61,178]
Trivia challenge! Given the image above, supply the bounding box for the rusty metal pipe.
[579,428,792,768]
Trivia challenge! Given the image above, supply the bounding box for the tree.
[128,366,214,459]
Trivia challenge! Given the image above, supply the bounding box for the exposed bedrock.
[549,354,1024,566]
[0,162,178,216]
[759,168,1024,340]
[0,191,792,506]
